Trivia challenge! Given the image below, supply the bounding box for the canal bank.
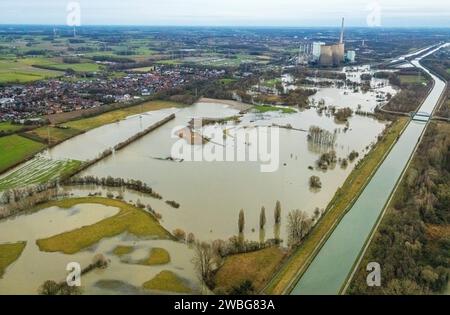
[290,43,449,295]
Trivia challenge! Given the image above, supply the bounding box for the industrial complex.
[298,18,356,66]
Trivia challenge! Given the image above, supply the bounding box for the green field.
[21,57,101,72]
[139,248,171,266]
[143,270,192,293]
[0,135,46,174]
[112,245,134,257]
[214,247,285,293]
[0,59,62,83]
[253,104,297,114]
[36,197,172,254]
[0,157,82,191]
[62,100,182,131]
[0,122,25,134]
[399,74,427,85]
[0,242,27,278]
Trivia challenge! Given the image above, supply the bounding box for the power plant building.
[312,42,325,61]
[317,18,346,66]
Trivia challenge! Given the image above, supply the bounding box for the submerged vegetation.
[36,197,172,254]
[139,248,171,266]
[265,117,408,294]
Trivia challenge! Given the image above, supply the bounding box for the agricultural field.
[0,122,25,134]
[21,57,101,73]
[182,54,271,67]
[0,58,62,84]
[0,135,46,174]
[0,157,82,191]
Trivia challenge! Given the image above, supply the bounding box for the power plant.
[297,18,355,67]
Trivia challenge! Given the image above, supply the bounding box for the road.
[291,43,449,295]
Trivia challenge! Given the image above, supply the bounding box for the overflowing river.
[0,65,398,294]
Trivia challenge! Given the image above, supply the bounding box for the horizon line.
[0,23,450,29]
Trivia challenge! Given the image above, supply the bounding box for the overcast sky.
[0,0,449,27]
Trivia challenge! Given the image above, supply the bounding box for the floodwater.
[74,101,386,243]
[45,109,179,161]
[291,43,449,295]
[0,66,394,295]
[306,66,397,113]
[0,204,197,295]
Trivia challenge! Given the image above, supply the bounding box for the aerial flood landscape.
[0,0,449,302]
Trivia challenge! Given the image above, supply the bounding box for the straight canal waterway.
[291,43,449,295]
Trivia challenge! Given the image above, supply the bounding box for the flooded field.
[0,75,391,294]
[73,101,387,243]
[282,65,397,113]
[0,203,197,295]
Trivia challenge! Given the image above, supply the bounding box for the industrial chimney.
[340,17,345,44]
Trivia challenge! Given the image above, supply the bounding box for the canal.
[291,43,449,295]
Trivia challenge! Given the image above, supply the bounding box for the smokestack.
[340,17,345,44]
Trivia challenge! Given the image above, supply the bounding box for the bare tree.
[192,241,216,288]
[287,209,312,247]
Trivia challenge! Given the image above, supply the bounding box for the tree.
[287,209,312,246]
[229,280,255,295]
[259,207,266,229]
[192,242,216,288]
[309,176,322,189]
[238,209,245,233]
[39,280,60,295]
[274,201,282,224]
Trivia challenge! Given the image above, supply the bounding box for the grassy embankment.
[265,117,409,294]
[0,242,27,278]
[214,246,286,293]
[143,270,192,293]
[36,197,172,254]
[0,134,46,174]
